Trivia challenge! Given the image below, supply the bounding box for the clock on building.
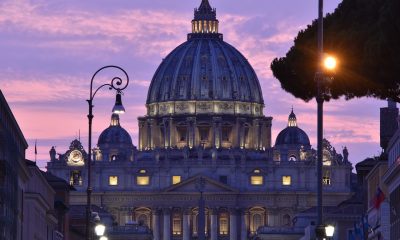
[67,149,84,166]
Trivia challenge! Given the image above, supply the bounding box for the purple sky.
[0,0,385,169]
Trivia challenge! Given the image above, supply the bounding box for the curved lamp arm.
[89,65,130,101]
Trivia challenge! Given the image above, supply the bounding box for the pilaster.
[162,208,171,240]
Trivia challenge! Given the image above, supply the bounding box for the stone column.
[162,118,170,148]
[237,118,245,149]
[163,208,171,240]
[183,208,191,240]
[147,119,153,150]
[169,117,175,148]
[212,117,222,148]
[187,117,196,149]
[152,209,161,240]
[230,209,238,240]
[138,119,146,150]
[210,208,218,240]
[240,209,249,240]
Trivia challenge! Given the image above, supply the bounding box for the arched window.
[134,208,151,227]
[249,207,266,234]
[289,155,297,161]
[111,155,117,161]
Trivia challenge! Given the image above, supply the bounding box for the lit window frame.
[282,176,292,186]
[109,176,118,186]
[136,169,150,186]
[172,175,182,185]
[250,176,264,186]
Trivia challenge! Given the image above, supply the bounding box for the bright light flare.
[323,56,337,71]
[325,225,335,237]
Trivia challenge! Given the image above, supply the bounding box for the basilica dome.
[275,110,310,146]
[146,0,264,117]
[98,114,133,146]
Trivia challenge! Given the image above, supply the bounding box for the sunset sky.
[0,0,385,169]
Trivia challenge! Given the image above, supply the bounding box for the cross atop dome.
[190,0,220,37]
[288,108,298,127]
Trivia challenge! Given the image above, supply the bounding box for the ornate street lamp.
[86,66,129,240]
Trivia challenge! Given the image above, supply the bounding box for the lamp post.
[316,1,325,236]
[86,66,129,240]
[316,0,337,238]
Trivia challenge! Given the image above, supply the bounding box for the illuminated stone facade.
[46,1,354,239]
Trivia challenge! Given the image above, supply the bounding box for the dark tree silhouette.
[271,0,400,102]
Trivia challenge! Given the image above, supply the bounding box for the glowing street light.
[94,223,106,236]
[323,55,337,71]
[325,225,335,237]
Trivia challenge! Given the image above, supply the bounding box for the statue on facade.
[49,146,57,161]
[343,146,349,162]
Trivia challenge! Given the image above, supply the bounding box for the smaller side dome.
[275,109,310,146]
[98,114,133,146]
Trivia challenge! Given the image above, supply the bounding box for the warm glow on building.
[172,176,181,185]
[109,176,118,186]
[251,176,263,185]
[282,176,291,186]
[137,176,150,185]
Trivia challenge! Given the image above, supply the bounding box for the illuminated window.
[172,176,181,185]
[137,176,150,186]
[219,213,229,235]
[251,176,263,185]
[282,176,291,186]
[253,169,261,174]
[289,155,297,161]
[70,171,82,186]
[323,176,331,185]
[109,176,118,186]
[172,213,182,235]
[139,169,147,174]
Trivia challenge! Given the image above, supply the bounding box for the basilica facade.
[47,1,353,239]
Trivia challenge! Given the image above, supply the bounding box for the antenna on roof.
[34,139,37,163]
